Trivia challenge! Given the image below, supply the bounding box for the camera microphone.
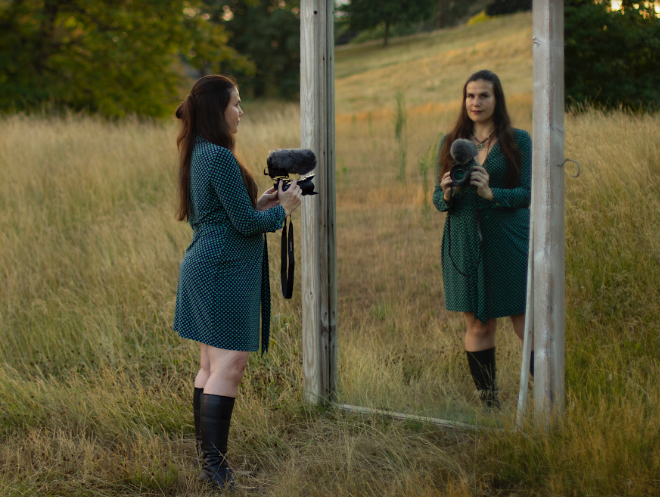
[450,139,478,165]
[264,148,318,196]
[266,148,317,176]
[448,138,479,190]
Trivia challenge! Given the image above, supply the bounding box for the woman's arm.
[481,130,532,209]
[210,148,286,236]
[433,137,450,212]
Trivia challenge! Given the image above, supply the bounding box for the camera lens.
[450,165,471,187]
[298,178,315,195]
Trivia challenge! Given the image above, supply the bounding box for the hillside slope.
[335,12,533,116]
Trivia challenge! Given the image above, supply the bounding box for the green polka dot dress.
[174,136,286,354]
[432,129,532,324]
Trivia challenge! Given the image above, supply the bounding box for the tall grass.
[480,108,660,495]
[2,10,660,493]
[2,102,659,495]
[418,137,442,228]
[393,92,408,183]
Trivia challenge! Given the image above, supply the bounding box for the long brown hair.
[175,75,258,221]
[438,70,522,188]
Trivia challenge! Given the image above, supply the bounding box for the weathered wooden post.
[531,0,566,424]
[300,0,337,404]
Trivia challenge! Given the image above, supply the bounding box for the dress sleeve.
[210,148,286,236]
[432,136,450,212]
[484,129,532,210]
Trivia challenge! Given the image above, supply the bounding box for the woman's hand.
[256,186,279,211]
[440,172,454,202]
[470,166,494,201]
[278,179,302,216]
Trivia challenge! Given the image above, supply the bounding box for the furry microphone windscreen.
[267,149,317,175]
[450,139,478,165]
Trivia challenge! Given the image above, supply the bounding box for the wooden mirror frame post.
[531,0,566,424]
[300,0,337,404]
[300,0,566,422]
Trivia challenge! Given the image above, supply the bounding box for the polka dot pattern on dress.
[174,136,286,354]
[432,129,532,324]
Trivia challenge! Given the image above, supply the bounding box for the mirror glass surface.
[334,12,534,423]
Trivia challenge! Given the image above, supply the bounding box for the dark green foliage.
[338,0,436,47]
[485,0,532,16]
[203,0,301,99]
[435,0,487,29]
[0,0,250,117]
[565,0,660,109]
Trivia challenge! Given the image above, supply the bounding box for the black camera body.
[449,163,473,188]
[264,148,318,196]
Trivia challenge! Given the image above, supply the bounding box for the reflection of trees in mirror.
[393,91,408,183]
[337,0,436,47]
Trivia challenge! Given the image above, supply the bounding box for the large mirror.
[334,11,535,423]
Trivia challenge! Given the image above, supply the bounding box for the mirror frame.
[299,0,566,425]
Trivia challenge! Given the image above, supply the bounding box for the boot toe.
[201,466,234,490]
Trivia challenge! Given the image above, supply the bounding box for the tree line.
[0,0,657,117]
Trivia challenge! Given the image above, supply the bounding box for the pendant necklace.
[472,130,495,152]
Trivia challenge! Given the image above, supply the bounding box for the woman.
[173,75,302,489]
[433,70,533,409]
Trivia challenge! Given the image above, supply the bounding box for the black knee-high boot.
[466,347,500,409]
[199,393,235,490]
[193,387,204,463]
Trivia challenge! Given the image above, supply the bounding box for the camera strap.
[280,216,295,299]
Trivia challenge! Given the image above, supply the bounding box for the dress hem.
[175,330,260,352]
[444,307,526,319]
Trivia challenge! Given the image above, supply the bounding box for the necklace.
[472,130,495,152]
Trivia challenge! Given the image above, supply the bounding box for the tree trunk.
[383,21,390,47]
[437,0,447,29]
[35,0,60,73]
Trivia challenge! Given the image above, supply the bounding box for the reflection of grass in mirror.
[335,93,533,426]
[393,91,408,182]
[417,137,441,228]
[335,12,533,115]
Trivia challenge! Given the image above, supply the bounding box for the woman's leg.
[195,342,211,389]
[464,313,497,352]
[198,346,250,489]
[510,313,535,377]
[193,343,211,462]
[464,313,499,408]
[204,347,249,397]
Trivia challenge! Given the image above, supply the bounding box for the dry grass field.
[2,11,660,497]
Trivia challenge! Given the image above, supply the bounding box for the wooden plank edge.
[333,403,487,431]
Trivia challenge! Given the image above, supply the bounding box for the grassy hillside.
[2,12,660,497]
[334,12,532,115]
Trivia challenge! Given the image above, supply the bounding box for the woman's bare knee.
[464,314,497,340]
[209,350,249,384]
[467,323,493,341]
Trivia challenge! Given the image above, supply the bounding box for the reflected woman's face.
[465,80,496,125]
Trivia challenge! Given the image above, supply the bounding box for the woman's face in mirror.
[465,80,496,125]
[224,88,243,134]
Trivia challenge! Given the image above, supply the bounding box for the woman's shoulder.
[512,128,532,144]
[195,136,237,164]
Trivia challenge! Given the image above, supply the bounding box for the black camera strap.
[280,216,295,299]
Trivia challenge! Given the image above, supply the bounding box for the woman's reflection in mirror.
[433,70,533,409]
